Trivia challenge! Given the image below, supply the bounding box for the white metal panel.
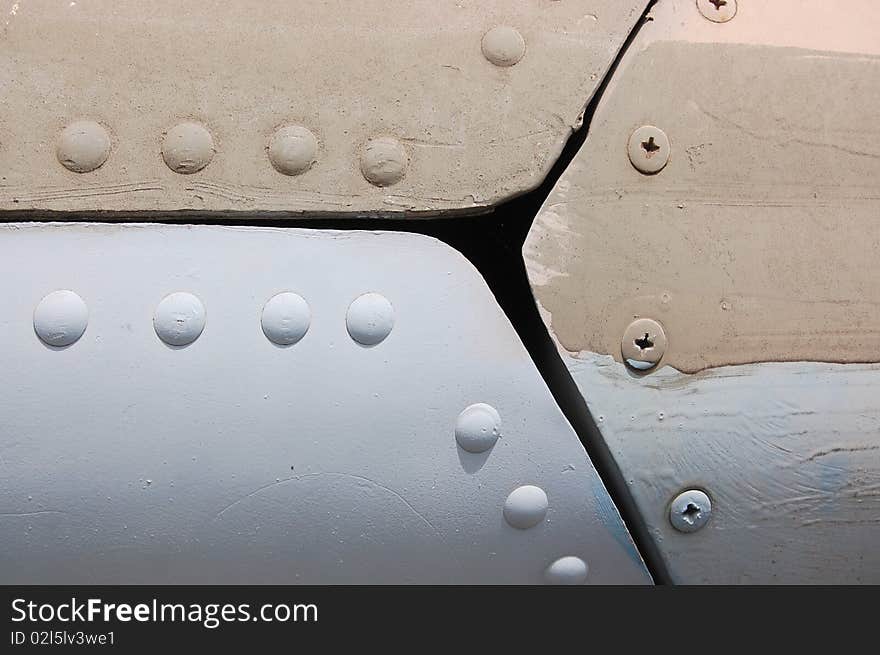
[0,223,650,584]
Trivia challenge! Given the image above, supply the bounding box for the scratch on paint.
[213,471,441,537]
[804,445,880,463]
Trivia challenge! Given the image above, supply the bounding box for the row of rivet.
[53,26,525,185]
[32,290,395,348]
[34,286,587,582]
[454,402,588,584]
[56,121,411,187]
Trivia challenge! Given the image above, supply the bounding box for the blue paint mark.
[592,480,652,580]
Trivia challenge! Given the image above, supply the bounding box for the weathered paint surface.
[0,0,649,217]
[567,352,880,584]
[523,0,880,583]
[524,0,880,372]
[0,223,650,584]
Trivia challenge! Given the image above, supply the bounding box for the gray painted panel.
[568,352,880,584]
[0,223,649,584]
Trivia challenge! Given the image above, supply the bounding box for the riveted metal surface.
[267,126,319,177]
[523,0,880,583]
[0,0,650,218]
[454,403,502,454]
[481,26,526,67]
[524,0,880,372]
[503,485,549,530]
[33,290,89,348]
[567,353,880,583]
[153,292,207,347]
[261,292,311,346]
[0,223,650,584]
[345,292,395,346]
[161,123,215,175]
[56,121,111,174]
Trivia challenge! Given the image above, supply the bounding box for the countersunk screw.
[627,126,670,175]
[670,489,712,533]
[621,318,667,371]
[697,0,737,23]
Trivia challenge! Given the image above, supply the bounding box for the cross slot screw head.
[628,126,670,175]
[670,489,712,533]
[697,0,737,23]
[621,318,667,371]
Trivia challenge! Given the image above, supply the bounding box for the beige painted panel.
[0,0,648,217]
[651,0,880,55]
[524,0,880,372]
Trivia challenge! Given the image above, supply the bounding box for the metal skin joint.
[2,0,879,586]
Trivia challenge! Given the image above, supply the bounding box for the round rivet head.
[628,125,670,175]
[162,122,215,174]
[503,485,548,530]
[545,556,589,585]
[261,292,311,346]
[346,293,394,346]
[697,0,737,23]
[455,403,502,453]
[33,290,88,347]
[56,121,110,173]
[670,489,712,533]
[481,26,526,67]
[621,318,667,371]
[267,126,318,176]
[154,292,206,346]
[360,137,408,187]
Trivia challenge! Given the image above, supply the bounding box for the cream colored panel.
[0,0,649,217]
[524,0,880,372]
[525,0,880,584]
[655,0,880,55]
